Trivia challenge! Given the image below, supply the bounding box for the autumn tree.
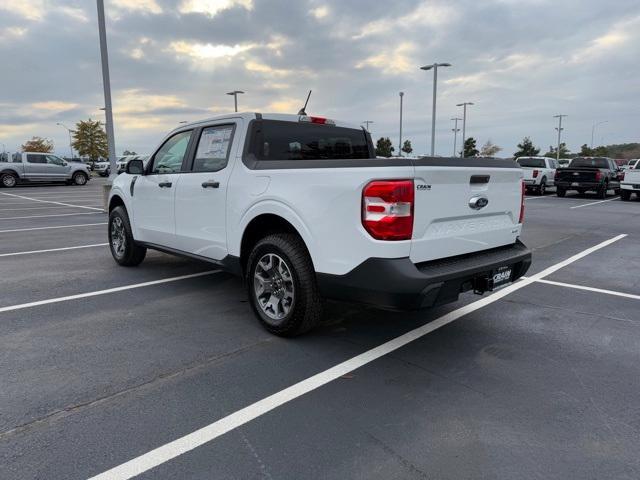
[375,137,394,157]
[513,137,540,158]
[480,140,502,157]
[21,136,54,153]
[72,119,108,161]
[463,137,479,157]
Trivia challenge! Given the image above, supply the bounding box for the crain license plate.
[492,266,513,290]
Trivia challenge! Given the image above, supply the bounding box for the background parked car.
[555,157,622,198]
[517,156,557,195]
[621,159,640,171]
[0,152,90,187]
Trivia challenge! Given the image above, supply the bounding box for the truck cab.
[0,152,91,187]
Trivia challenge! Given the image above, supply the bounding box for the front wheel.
[109,206,146,266]
[246,233,322,336]
[1,172,17,188]
[73,171,88,186]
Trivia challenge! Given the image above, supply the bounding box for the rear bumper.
[555,181,601,190]
[316,240,532,310]
[621,183,640,191]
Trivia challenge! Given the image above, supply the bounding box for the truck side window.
[193,125,234,172]
[26,154,46,164]
[46,155,65,166]
[150,130,192,174]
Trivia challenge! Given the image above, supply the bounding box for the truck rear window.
[517,158,545,168]
[570,158,609,168]
[250,120,372,160]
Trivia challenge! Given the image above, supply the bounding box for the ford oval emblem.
[469,196,489,210]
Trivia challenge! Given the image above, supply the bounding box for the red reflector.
[519,180,525,224]
[533,169,539,178]
[595,171,602,182]
[362,180,414,241]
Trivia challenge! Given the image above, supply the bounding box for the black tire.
[537,178,547,196]
[620,190,631,201]
[556,187,566,197]
[108,206,146,266]
[0,172,17,188]
[597,183,608,199]
[246,233,322,336]
[73,171,88,186]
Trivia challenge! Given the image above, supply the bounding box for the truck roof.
[169,113,361,134]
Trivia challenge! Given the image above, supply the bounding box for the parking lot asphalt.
[0,178,639,480]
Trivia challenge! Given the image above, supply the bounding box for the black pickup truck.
[555,157,622,199]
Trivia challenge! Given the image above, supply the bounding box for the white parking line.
[533,278,640,301]
[0,243,108,258]
[570,197,619,209]
[0,271,219,314]
[0,223,107,234]
[0,192,103,211]
[88,234,627,480]
[0,212,103,220]
[524,196,548,200]
[0,205,103,211]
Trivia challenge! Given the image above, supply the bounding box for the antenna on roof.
[297,90,312,115]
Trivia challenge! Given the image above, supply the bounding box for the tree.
[375,137,394,157]
[401,140,413,155]
[579,144,594,156]
[21,136,54,153]
[513,137,540,158]
[122,150,137,156]
[463,137,479,157]
[480,139,502,157]
[544,143,570,159]
[72,118,108,161]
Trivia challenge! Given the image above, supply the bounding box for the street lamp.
[554,114,568,162]
[451,117,462,157]
[226,90,244,112]
[56,122,74,159]
[591,121,608,149]
[362,120,374,132]
[420,62,452,157]
[456,102,474,157]
[398,92,404,157]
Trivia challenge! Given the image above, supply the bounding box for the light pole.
[362,120,374,132]
[56,122,74,159]
[554,114,567,162]
[591,121,607,149]
[96,0,117,204]
[398,92,404,157]
[420,62,452,157]
[226,90,244,112]
[451,117,462,157]
[456,102,474,157]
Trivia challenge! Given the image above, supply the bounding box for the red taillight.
[595,171,602,182]
[532,169,539,178]
[299,115,335,125]
[554,170,560,180]
[619,172,625,181]
[362,180,414,241]
[519,180,525,224]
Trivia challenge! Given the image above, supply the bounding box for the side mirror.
[127,159,144,175]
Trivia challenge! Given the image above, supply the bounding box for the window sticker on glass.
[197,126,233,159]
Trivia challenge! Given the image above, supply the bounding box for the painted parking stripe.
[533,278,640,301]
[0,212,103,220]
[0,223,107,234]
[88,234,627,480]
[0,192,103,211]
[0,243,108,258]
[570,197,619,209]
[0,205,103,212]
[0,271,219,314]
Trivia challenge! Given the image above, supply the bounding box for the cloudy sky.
[0,0,638,157]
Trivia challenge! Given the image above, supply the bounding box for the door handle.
[201,180,220,189]
[158,181,172,188]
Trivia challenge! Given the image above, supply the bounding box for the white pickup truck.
[516,156,557,195]
[621,168,640,201]
[108,113,531,336]
[0,152,91,187]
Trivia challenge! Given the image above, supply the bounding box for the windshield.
[570,157,609,168]
[251,120,372,160]
[517,158,545,168]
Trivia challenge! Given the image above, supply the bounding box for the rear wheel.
[556,187,566,197]
[620,190,631,201]
[597,183,608,199]
[73,171,88,186]
[109,206,146,266]
[1,172,17,188]
[246,233,322,336]
[537,178,547,196]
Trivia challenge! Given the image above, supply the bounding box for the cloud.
[179,0,253,16]
[112,0,162,15]
[31,101,79,112]
[356,42,418,75]
[168,41,255,61]
[0,0,46,21]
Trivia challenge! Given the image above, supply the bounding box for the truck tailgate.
[557,169,598,182]
[410,159,523,263]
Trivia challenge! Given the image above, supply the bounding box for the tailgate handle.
[470,175,490,184]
